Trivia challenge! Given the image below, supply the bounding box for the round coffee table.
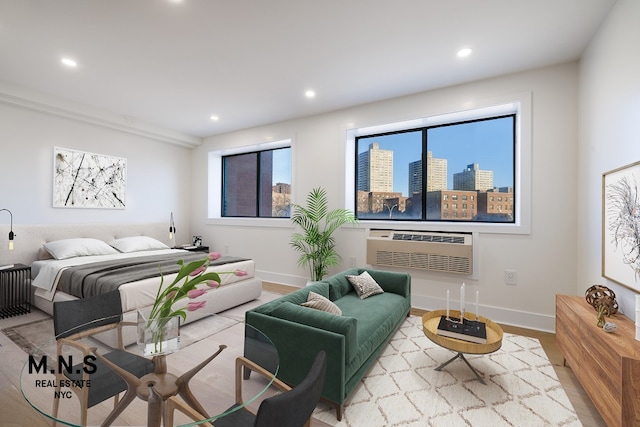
[422,310,503,384]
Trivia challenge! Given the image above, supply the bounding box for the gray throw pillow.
[346,271,384,299]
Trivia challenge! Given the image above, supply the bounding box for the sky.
[272,147,291,185]
[357,115,515,196]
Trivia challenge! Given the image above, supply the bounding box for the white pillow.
[43,238,119,260]
[109,236,169,253]
[301,291,342,315]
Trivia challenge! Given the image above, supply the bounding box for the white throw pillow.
[301,291,342,315]
[43,238,119,260]
[346,271,385,299]
[109,236,170,253]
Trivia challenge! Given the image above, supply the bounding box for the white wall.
[192,62,580,331]
[0,82,194,259]
[579,0,640,320]
[6,0,633,331]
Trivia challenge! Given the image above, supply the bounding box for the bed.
[8,222,262,346]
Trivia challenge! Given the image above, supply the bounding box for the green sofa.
[244,268,411,420]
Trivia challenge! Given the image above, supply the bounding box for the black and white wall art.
[603,160,640,290]
[53,147,127,209]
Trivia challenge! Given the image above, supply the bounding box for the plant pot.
[137,309,180,356]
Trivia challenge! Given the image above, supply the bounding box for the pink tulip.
[190,266,206,276]
[208,251,222,261]
[187,301,207,311]
[234,269,248,277]
[187,289,207,299]
[207,280,220,288]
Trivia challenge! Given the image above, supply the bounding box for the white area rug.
[313,316,581,427]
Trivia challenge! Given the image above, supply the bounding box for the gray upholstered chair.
[52,290,155,427]
[165,350,327,427]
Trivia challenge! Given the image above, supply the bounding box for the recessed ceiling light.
[61,57,78,67]
[209,115,219,122]
[457,48,472,58]
[305,90,316,99]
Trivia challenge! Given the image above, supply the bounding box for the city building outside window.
[222,147,291,218]
[354,114,515,223]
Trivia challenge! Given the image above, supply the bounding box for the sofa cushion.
[250,282,331,316]
[336,292,410,380]
[326,268,360,300]
[271,301,358,360]
[302,291,342,315]
[346,271,384,299]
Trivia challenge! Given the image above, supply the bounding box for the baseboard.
[411,294,556,333]
[259,274,556,333]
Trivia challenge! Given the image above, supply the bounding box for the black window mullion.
[255,152,261,216]
[422,129,428,221]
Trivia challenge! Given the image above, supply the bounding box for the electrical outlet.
[505,270,517,285]
[348,257,357,267]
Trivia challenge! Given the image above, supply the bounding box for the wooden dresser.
[556,294,640,427]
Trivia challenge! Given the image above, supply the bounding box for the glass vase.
[137,309,180,356]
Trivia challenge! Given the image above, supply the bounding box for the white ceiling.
[0,0,616,140]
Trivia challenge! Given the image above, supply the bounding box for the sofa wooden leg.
[334,402,343,421]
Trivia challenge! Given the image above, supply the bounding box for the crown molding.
[0,88,201,148]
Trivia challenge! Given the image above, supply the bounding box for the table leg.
[147,384,163,427]
[435,352,486,385]
[175,344,227,418]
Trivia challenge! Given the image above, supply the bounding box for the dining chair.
[51,290,155,427]
[165,350,327,427]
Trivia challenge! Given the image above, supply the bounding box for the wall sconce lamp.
[169,212,176,243]
[0,208,15,251]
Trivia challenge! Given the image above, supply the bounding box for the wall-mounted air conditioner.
[366,229,473,274]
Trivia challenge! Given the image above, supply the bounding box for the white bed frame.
[3,222,262,346]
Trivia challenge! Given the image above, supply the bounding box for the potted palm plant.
[290,187,358,282]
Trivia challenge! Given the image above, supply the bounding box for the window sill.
[358,219,530,235]
[206,217,294,229]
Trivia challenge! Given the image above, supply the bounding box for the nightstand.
[177,246,210,253]
[0,263,31,318]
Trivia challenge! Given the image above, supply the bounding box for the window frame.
[208,139,293,227]
[221,147,291,218]
[345,92,532,235]
[354,113,516,223]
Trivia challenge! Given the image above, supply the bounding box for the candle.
[446,289,450,319]
[460,283,465,320]
[475,290,479,320]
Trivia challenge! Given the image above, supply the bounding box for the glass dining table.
[19,316,279,427]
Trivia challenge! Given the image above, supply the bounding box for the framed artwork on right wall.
[602,160,640,291]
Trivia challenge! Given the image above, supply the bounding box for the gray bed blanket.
[57,253,248,298]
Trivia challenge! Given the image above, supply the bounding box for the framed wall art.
[53,147,127,209]
[602,160,640,290]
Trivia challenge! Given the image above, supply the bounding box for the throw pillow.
[347,271,384,299]
[43,238,119,260]
[110,236,169,253]
[301,291,342,315]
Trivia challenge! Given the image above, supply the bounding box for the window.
[221,146,291,218]
[354,114,515,223]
